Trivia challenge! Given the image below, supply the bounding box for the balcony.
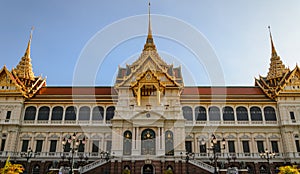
[21,120,110,126]
[186,120,278,126]
[0,119,21,125]
[0,151,288,162]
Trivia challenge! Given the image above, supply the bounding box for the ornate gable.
[0,66,22,93]
[114,4,183,107]
[281,66,300,92]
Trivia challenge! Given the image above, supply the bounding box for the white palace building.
[0,6,300,174]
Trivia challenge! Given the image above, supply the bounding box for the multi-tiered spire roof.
[255,27,300,100]
[14,28,35,82]
[266,26,288,82]
[1,27,47,98]
[115,2,183,88]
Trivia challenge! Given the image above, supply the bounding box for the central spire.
[266,26,288,82]
[268,26,277,57]
[143,1,156,51]
[14,27,35,82]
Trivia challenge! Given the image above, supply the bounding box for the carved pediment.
[0,66,21,93]
[283,66,300,92]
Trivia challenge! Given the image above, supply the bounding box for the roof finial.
[148,1,152,38]
[268,26,277,57]
[143,1,156,51]
[24,26,34,58]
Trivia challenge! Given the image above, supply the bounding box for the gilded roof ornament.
[255,27,299,100]
[14,27,35,82]
[266,26,288,81]
[9,27,46,98]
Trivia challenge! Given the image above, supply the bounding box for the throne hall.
[0,5,300,174]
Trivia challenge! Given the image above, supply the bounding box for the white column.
[158,127,161,150]
[236,133,241,153]
[132,127,136,149]
[160,127,164,150]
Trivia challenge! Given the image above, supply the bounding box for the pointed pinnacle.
[24,27,34,58]
[268,26,277,57]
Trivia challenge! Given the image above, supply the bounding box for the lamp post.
[62,133,86,174]
[201,134,226,174]
[21,147,34,174]
[100,151,114,161]
[260,148,276,174]
[180,152,195,174]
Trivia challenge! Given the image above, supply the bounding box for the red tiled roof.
[38,87,117,95]
[37,86,263,96]
[182,86,264,95]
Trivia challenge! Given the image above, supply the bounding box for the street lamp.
[100,151,114,161]
[260,148,276,174]
[201,134,226,174]
[62,133,86,174]
[180,152,195,174]
[21,147,34,174]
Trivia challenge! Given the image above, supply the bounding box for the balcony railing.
[0,119,20,124]
[186,120,278,126]
[19,120,111,126]
[0,151,291,160]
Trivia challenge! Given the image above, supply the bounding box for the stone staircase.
[189,159,215,173]
[79,159,108,173]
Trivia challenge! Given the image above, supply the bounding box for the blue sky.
[0,1,300,86]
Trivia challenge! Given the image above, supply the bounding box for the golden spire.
[268,26,277,57]
[14,27,35,82]
[143,1,156,51]
[266,26,288,81]
[24,27,33,58]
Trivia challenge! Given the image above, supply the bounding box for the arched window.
[208,106,220,121]
[51,106,63,120]
[24,106,36,120]
[65,106,76,120]
[141,129,155,155]
[250,107,262,121]
[37,106,50,120]
[106,106,115,120]
[236,106,249,121]
[92,106,104,120]
[223,106,234,121]
[165,130,174,156]
[182,106,193,121]
[123,130,132,155]
[195,106,207,121]
[264,107,277,121]
[79,106,90,120]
